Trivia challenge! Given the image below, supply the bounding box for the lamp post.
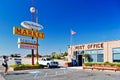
[30,7,35,21]
[30,1,35,65]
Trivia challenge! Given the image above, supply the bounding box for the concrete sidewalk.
[67,66,83,69]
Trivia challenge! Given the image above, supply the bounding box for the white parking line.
[28,71,41,79]
[44,72,48,77]
[28,68,67,79]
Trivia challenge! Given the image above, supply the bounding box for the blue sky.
[0,0,120,56]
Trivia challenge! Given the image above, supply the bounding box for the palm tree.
[83,53,91,62]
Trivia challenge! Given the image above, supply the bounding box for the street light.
[30,7,35,13]
[30,7,35,22]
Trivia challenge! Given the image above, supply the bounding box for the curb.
[67,67,83,69]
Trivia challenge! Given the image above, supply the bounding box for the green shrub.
[83,62,120,67]
[109,63,116,66]
[96,62,103,65]
[91,62,98,65]
[116,64,120,67]
[103,61,111,65]
[34,64,41,67]
[10,64,42,68]
[84,62,93,66]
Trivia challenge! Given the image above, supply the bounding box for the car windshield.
[46,58,52,61]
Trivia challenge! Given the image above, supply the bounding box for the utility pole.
[36,9,39,64]
[59,49,61,54]
[30,0,35,65]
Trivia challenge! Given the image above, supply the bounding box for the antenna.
[36,9,38,23]
[36,9,39,64]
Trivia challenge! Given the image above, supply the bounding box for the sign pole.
[30,0,35,65]
[36,9,39,64]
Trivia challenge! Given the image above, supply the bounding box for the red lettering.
[101,43,103,48]
[41,33,44,38]
[28,30,32,36]
[16,27,22,34]
[93,44,96,48]
[87,44,92,49]
[82,45,85,49]
[97,44,101,48]
[87,45,90,49]
[38,32,44,38]
[75,45,85,50]
[33,31,37,37]
[75,46,79,49]
[22,30,27,35]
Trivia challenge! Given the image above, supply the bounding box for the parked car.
[37,57,59,68]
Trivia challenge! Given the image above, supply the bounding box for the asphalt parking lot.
[1,67,120,80]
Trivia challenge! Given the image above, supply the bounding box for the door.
[76,55,82,66]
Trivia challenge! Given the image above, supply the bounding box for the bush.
[103,62,115,66]
[83,62,119,67]
[10,64,42,68]
[103,61,110,65]
[115,63,120,67]
[84,62,93,66]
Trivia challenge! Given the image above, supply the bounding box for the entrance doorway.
[76,55,82,66]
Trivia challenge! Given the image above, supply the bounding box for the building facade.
[68,40,120,63]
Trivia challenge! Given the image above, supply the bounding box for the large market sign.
[13,27,44,39]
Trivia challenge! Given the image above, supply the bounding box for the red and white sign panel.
[18,44,37,50]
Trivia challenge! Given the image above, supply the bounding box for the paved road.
[1,68,120,80]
